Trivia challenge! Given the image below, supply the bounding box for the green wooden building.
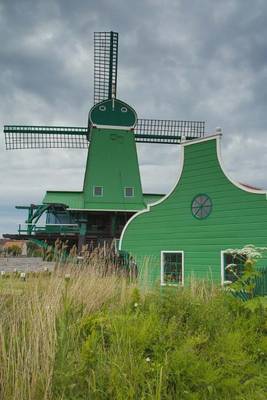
[3,32,267,290]
[3,32,203,249]
[119,134,267,286]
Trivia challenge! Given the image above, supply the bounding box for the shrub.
[0,270,266,400]
[6,244,22,256]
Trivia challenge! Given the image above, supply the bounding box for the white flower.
[145,357,151,362]
[134,302,138,308]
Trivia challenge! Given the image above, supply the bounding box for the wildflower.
[65,273,71,281]
[20,272,26,281]
[134,302,138,308]
[145,357,151,362]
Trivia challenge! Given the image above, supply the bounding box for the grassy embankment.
[0,263,266,400]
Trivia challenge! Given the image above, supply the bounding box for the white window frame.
[93,186,104,197]
[220,250,246,286]
[161,250,184,286]
[221,251,227,286]
[124,187,134,198]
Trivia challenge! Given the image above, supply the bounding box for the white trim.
[124,187,135,198]
[119,134,267,250]
[181,133,222,146]
[67,207,141,212]
[160,250,184,286]
[220,250,226,286]
[220,249,247,286]
[93,124,135,130]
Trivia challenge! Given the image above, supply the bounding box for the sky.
[1,0,267,235]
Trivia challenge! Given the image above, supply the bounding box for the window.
[124,187,134,197]
[191,194,212,219]
[221,251,247,284]
[93,186,103,197]
[46,211,73,224]
[161,251,184,285]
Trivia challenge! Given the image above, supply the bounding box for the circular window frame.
[99,105,106,111]
[121,107,128,113]
[191,194,212,220]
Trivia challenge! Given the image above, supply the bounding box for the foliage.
[26,241,43,257]
[0,270,266,400]
[224,244,267,298]
[6,244,22,256]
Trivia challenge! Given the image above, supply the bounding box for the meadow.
[0,263,266,400]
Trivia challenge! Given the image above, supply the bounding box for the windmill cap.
[89,99,137,130]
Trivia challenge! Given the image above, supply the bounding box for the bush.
[6,244,22,256]
[52,286,267,400]
[0,270,266,400]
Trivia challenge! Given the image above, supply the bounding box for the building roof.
[43,191,165,210]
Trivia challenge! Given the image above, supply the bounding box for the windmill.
[3,31,205,250]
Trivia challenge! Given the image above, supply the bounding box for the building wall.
[120,135,267,285]
[83,128,145,211]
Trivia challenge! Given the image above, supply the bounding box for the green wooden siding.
[43,126,147,211]
[43,191,84,209]
[44,191,164,211]
[120,136,267,286]
[83,127,145,210]
[143,193,165,205]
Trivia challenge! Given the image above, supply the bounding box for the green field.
[0,267,266,400]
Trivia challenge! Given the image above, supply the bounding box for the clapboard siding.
[120,136,267,285]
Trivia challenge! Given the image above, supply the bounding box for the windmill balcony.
[18,224,80,236]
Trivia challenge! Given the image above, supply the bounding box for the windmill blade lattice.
[135,119,205,144]
[4,125,88,149]
[94,31,119,104]
[4,119,205,150]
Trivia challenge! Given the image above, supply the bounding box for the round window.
[99,105,106,111]
[121,107,128,113]
[191,194,212,219]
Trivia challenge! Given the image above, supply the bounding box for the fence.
[253,267,267,297]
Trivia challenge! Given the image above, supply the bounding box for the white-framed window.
[93,186,103,197]
[124,187,134,198]
[220,250,247,285]
[161,251,184,286]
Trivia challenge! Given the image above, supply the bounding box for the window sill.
[161,283,183,287]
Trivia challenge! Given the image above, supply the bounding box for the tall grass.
[0,267,131,400]
[0,266,266,400]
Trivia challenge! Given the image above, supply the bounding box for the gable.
[119,135,267,284]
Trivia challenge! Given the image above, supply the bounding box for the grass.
[0,267,266,400]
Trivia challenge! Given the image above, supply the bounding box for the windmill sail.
[94,31,119,104]
[4,125,88,149]
[135,119,205,143]
[4,119,205,150]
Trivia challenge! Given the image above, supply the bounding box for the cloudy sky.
[1,0,267,235]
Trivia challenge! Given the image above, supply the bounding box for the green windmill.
[3,31,205,250]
